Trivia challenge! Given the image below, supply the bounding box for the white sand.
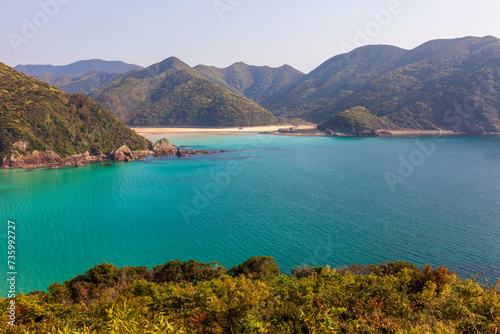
[131,125,315,136]
[132,126,466,138]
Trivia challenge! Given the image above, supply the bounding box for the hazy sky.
[1,0,499,73]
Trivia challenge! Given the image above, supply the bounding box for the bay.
[1,133,500,296]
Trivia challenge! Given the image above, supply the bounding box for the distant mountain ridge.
[13,36,500,132]
[262,36,500,133]
[194,62,305,103]
[15,59,142,76]
[34,70,123,95]
[90,57,278,127]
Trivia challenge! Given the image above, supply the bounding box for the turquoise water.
[1,133,500,296]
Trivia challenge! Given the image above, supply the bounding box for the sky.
[1,0,499,73]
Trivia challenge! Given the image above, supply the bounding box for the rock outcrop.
[0,139,230,169]
[153,138,177,157]
[0,150,106,169]
[176,148,187,157]
[2,150,61,168]
[12,141,30,151]
[110,145,136,162]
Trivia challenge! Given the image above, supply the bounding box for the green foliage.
[86,263,121,286]
[317,106,393,133]
[229,256,281,278]
[91,57,279,127]
[264,36,500,133]
[34,70,122,95]
[0,62,150,160]
[152,259,228,283]
[1,258,499,333]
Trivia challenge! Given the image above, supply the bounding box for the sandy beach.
[132,124,315,136]
[132,126,495,138]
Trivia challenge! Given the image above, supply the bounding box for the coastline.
[259,128,499,137]
[131,126,499,138]
[3,127,498,170]
[387,129,461,137]
[0,141,223,170]
[131,124,314,135]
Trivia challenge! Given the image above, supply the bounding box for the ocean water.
[1,133,500,296]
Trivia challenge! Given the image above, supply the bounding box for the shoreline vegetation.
[1,257,498,333]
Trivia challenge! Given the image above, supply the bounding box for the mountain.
[34,70,123,95]
[194,62,305,103]
[14,59,142,76]
[0,62,150,160]
[263,36,500,133]
[91,57,279,127]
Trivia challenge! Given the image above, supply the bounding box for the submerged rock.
[176,148,187,157]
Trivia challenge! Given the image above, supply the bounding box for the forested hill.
[14,60,144,95]
[91,57,279,127]
[263,36,500,133]
[0,62,150,160]
[194,62,305,103]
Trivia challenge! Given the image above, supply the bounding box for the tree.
[229,256,280,278]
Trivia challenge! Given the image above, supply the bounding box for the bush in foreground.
[1,257,499,333]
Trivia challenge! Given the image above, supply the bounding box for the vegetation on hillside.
[1,257,499,333]
[263,36,500,133]
[195,62,305,103]
[34,70,122,95]
[0,62,150,160]
[91,57,279,127]
[317,107,395,133]
[18,37,500,132]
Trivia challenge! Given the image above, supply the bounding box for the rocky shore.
[259,128,473,137]
[258,128,392,137]
[0,138,226,170]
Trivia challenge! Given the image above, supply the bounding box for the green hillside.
[34,70,122,95]
[263,36,500,133]
[91,57,279,127]
[195,62,305,103]
[317,106,395,133]
[0,62,150,160]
